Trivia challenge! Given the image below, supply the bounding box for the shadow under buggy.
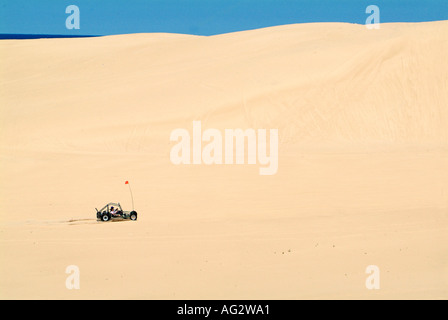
[96,202,137,222]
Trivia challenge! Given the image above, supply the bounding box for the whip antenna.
[125,181,134,210]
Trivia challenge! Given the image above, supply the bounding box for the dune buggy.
[96,202,137,222]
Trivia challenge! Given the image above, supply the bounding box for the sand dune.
[0,21,447,299]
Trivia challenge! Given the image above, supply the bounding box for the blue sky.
[0,0,447,36]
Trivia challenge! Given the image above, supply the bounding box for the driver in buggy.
[110,206,120,217]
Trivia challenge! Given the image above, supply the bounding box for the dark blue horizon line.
[0,34,102,40]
